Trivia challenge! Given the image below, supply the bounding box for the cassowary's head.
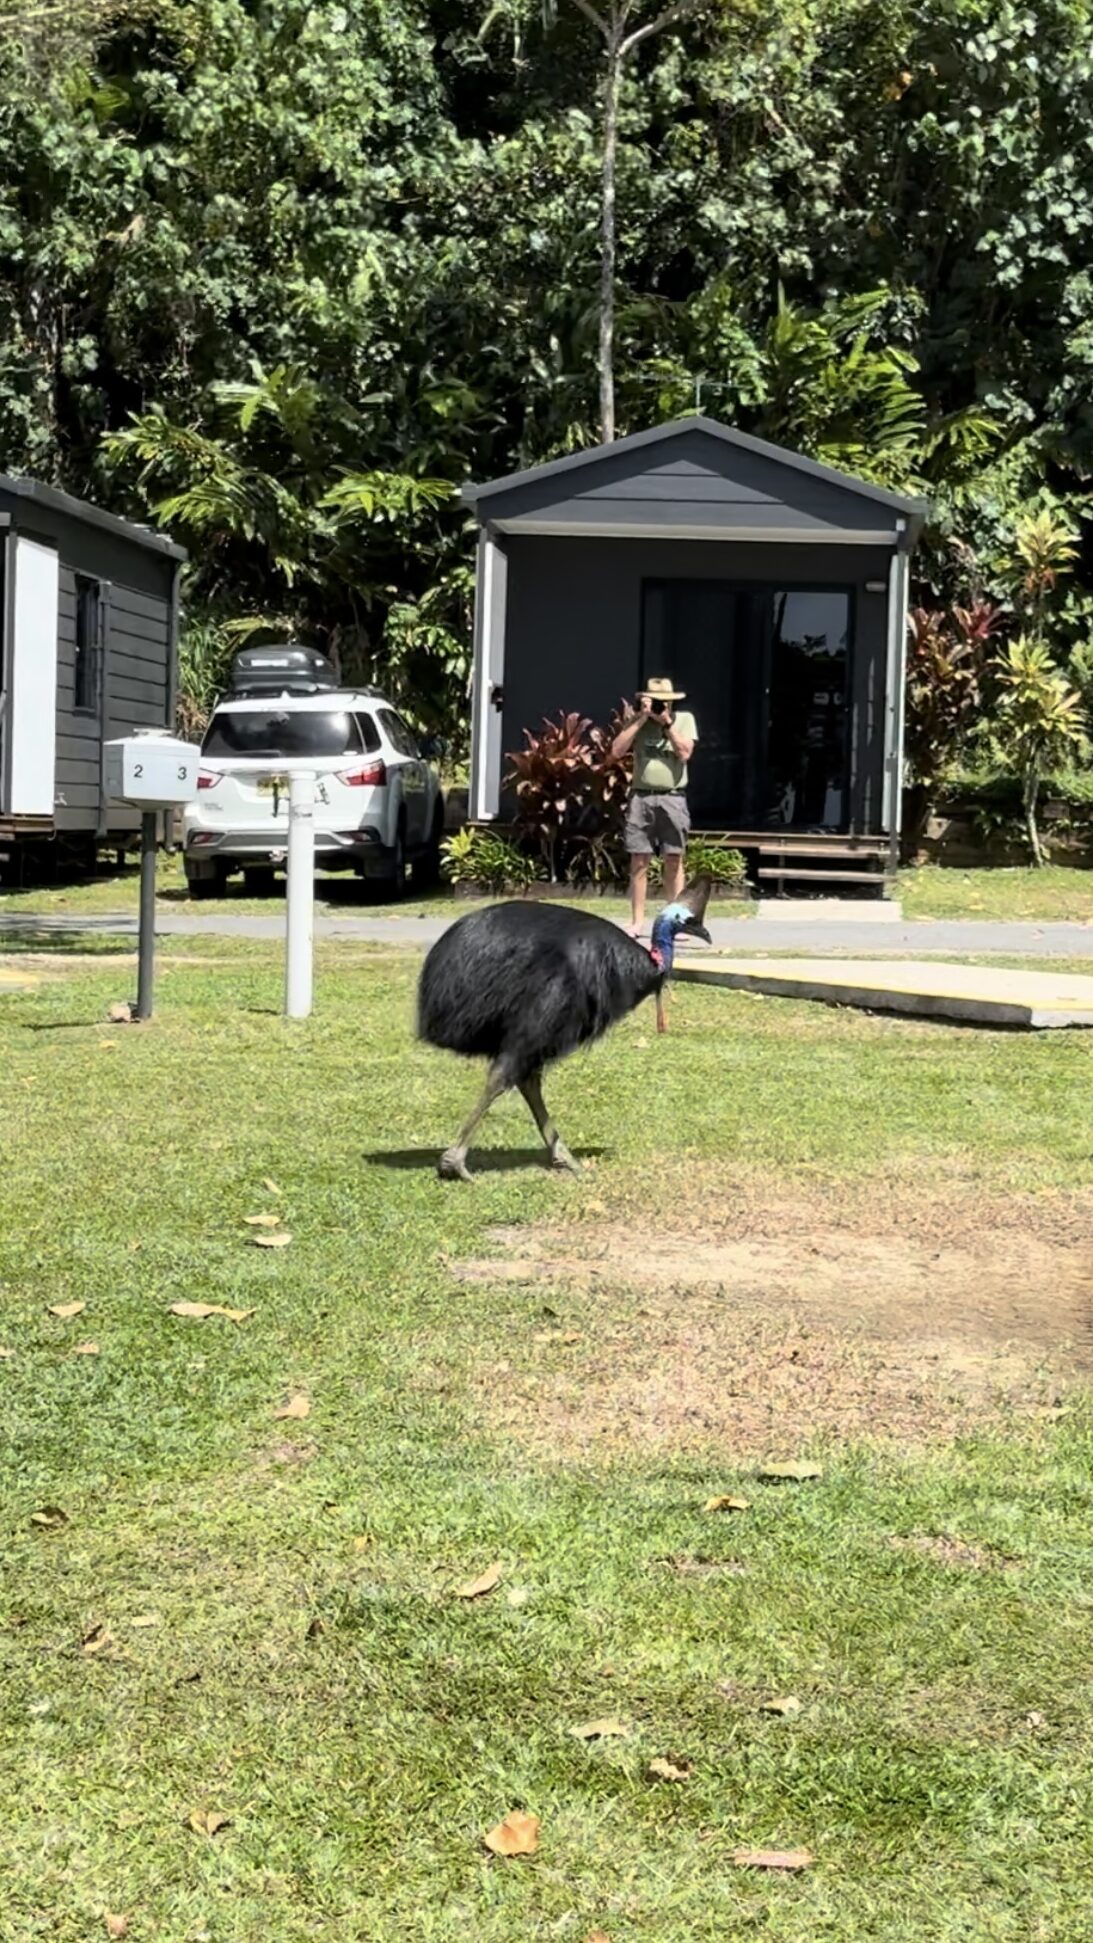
[649,874,712,972]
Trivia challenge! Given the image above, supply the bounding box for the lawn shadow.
[0,921,133,954]
[366,1145,609,1173]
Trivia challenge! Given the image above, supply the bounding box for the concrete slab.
[760,898,903,923]
[673,955,1093,1028]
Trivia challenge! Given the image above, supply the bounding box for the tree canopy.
[1,0,1091,734]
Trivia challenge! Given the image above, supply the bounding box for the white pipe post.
[285,768,315,1018]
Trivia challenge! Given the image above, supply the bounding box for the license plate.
[257,776,288,794]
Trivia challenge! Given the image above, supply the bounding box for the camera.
[635,692,666,714]
[650,698,667,714]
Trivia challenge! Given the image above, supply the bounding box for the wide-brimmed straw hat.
[640,675,686,701]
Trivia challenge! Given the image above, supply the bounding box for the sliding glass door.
[641,579,851,829]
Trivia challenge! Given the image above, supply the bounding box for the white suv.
[182,647,445,897]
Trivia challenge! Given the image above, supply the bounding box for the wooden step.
[758,846,888,864]
[701,830,889,854]
[758,867,894,886]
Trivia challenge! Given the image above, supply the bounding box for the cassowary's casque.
[417,878,711,1180]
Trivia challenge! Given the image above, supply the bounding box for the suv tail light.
[337,759,387,787]
[197,770,219,790]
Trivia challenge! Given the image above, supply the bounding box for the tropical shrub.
[990,638,1088,865]
[506,709,629,882]
[902,600,1004,854]
[440,827,535,896]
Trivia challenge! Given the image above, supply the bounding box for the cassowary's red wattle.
[417,881,711,1179]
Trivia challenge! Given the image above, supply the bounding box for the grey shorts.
[624,790,690,857]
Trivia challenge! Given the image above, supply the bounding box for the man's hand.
[612,698,651,759]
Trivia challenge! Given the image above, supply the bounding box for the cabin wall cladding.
[0,474,183,846]
[54,572,171,833]
[500,533,892,830]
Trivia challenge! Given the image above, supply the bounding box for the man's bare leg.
[628,852,651,936]
[663,851,685,904]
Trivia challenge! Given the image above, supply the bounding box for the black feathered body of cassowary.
[417,885,710,1180]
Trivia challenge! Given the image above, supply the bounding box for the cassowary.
[417,878,711,1180]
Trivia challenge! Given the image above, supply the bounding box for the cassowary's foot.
[550,1143,582,1176]
[438,1147,475,1183]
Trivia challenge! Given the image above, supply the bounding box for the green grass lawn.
[3,944,1093,1940]
[4,853,1093,926]
[898,864,1093,923]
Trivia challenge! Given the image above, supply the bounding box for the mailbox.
[104,731,200,809]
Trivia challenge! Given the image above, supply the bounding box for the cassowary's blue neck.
[649,902,691,973]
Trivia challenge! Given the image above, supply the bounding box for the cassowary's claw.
[551,1144,581,1176]
[438,1147,475,1183]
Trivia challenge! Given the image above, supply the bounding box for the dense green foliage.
[2,0,1093,737]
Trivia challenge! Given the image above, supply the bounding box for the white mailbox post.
[104,732,200,1020]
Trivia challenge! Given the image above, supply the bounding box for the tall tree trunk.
[598,40,621,444]
[1023,769,1044,867]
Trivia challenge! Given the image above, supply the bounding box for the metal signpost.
[106,738,324,1023]
[104,732,201,1020]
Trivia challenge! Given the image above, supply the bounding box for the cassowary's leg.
[656,986,668,1034]
[519,1069,581,1176]
[438,1061,510,1182]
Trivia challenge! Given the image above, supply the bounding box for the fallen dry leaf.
[108,1002,134,1025]
[506,1587,529,1609]
[188,1808,231,1837]
[1025,1709,1046,1729]
[97,1040,118,1050]
[306,1615,325,1640]
[0,1346,14,1358]
[250,1230,292,1249]
[483,1809,539,1858]
[82,1623,114,1655]
[759,1462,824,1483]
[585,1933,613,1943]
[168,1301,254,1323]
[572,1717,628,1742]
[733,1848,813,1871]
[129,1614,159,1629]
[647,1756,693,1783]
[454,1563,503,1600]
[128,1241,142,1254]
[73,1341,100,1356]
[105,1915,129,1940]
[704,1494,750,1514]
[48,1301,86,1320]
[761,1696,802,1717]
[273,1393,310,1421]
[262,1177,283,1197]
[243,1212,281,1228]
[30,1506,68,1529]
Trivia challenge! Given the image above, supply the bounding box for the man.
[611,675,698,936]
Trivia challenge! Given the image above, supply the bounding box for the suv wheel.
[185,859,225,899]
[412,804,444,888]
[385,818,408,899]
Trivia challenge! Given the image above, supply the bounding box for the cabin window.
[766,590,850,830]
[74,575,103,713]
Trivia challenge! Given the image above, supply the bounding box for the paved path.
[2,908,1092,958]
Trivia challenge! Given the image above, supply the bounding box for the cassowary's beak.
[679,873,712,928]
[682,920,712,945]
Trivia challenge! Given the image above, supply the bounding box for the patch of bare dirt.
[450,1174,1092,1457]
[888,1534,1021,1571]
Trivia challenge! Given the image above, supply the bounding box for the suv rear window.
[203,709,364,759]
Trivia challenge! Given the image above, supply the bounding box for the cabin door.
[640,579,766,827]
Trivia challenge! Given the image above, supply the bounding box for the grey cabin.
[463,418,926,891]
[0,475,185,862]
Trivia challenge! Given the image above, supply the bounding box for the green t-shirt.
[632,711,697,792]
